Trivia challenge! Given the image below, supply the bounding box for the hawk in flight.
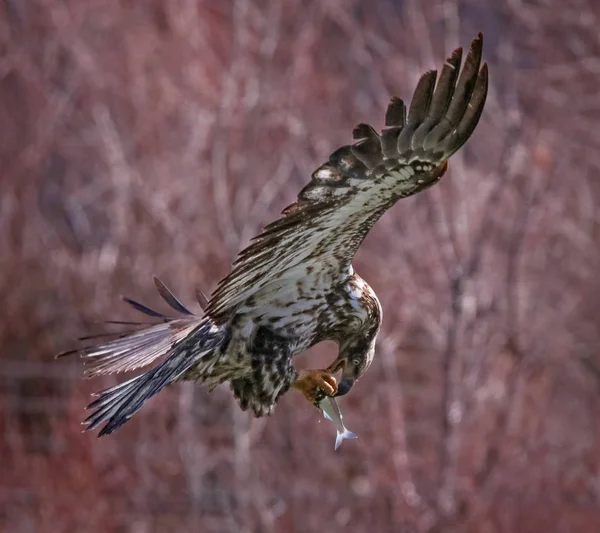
[60,35,488,436]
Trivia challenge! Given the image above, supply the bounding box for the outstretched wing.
[205,34,488,323]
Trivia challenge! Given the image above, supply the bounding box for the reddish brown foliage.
[2,1,600,532]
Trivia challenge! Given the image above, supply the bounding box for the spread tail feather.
[56,278,227,435]
[84,319,228,436]
[73,320,203,378]
[57,277,206,378]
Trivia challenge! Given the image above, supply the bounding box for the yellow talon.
[292,369,338,406]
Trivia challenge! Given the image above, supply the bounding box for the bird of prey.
[59,34,488,436]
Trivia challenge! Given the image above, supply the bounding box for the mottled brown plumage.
[58,34,488,436]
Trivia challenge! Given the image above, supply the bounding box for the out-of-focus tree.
[2,1,600,532]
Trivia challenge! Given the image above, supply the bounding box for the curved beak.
[326,358,356,397]
[336,376,355,397]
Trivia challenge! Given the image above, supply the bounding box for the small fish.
[319,395,358,450]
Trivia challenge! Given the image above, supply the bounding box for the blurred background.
[2,0,600,531]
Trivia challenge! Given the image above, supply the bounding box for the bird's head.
[327,336,376,397]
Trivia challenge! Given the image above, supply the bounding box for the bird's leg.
[292,369,338,407]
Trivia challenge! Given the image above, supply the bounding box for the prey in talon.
[319,395,357,450]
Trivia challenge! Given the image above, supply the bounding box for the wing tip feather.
[385,96,406,127]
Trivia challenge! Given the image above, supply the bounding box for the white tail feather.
[81,320,202,377]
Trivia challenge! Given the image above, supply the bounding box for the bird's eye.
[352,358,361,366]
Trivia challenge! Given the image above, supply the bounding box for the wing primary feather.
[397,70,437,155]
[352,123,379,140]
[423,33,483,151]
[411,47,463,149]
[438,62,488,157]
[385,96,406,127]
[351,124,382,169]
[351,139,382,169]
[153,276,195,316]
[382,97,407,158]
[381,127,402,159]
[444,33,482,123]
[406,70,438,124]
[427,47,463,121]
